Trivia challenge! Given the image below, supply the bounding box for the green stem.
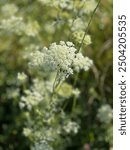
[78,0,101,52]
[67,1,86,41]
[50,71,59,102]
[53,70,60,92]
[72,0,101,112]
[72,96,77,112]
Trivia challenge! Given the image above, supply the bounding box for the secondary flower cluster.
[72,30,92,46]
[97,104,113,124]
[0,15,39,36]
[38,0,74,10]
[29,41,93,81]
[19,78,53,110]
[0,16,25,35]
[38,0,97,13]
[1,3,18,17]
[20,77,80,150]
[31,140,53,150]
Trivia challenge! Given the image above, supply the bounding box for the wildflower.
[57,83,73,98]
[80,0,97,15]
[72,88,80,98]
[32,140,53,150]
[29,41,93,81]
[0,16,25,35]
[23,128,32,137]
[58,0,73,10]
[17,72,27,83]
[72,53,93,72]
[1,4,18,17]
[63,121,79,134]
[24,21,40,37]
[97,104,113,124]
[72,30,92,46]
[69,18,85,32]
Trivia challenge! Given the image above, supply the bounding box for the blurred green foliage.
[0,0,112,149]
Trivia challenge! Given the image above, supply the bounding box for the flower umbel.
[29,41,93,82]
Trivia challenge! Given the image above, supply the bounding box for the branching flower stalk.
[0,0,113,149]
[0,1,96,149]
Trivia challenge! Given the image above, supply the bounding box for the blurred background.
[0,0,112,150]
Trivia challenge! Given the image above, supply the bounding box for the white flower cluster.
[69,18,85,32]
[24,21,40,37]
[20,90,43,110]
[63,121,79,134]
[38,0,97,13]
[19,76,80,148]
[32,140,53,150]
[58,0,74,10]
[97,104,113,124]
[0,16,39,36]
[79,0,97,15]
[0,16,25,35]
[1,3,18,17]
[0,0,96,149]
[17,72,27,84]
[38,0,73,10]
[72,30,92,46]
[23,44,41,59]
[23,128,32,137]
[29,41,93,81]
[72,53,93,72]
[19,79,53,110]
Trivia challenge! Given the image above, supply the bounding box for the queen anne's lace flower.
[72,30,92,46]
[0,16,39,37]
[20,90,43,110]
[72,53,93,72]
[58,0,74,10]
[23,128,32,137]
[69,18,85,32]
[0,16,25,35]
[97,104,113,124]
[38,0,73,10]
[29,50,45,68]
[32,140,53,150]
[19,78,53,110]
[1,4,18,17]
[24,21,40,37]
[63,121,79,134]
[79,0,97,15]
[29,41,93,81]
[17,72,27,83]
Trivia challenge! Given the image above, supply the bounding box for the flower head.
[29,41,93,81]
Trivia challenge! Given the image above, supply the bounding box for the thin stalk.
[67,1,86,41]
[72,0,101,112]
[53,70,60,92]
[78,0,101,52]
[50,70,59,102]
